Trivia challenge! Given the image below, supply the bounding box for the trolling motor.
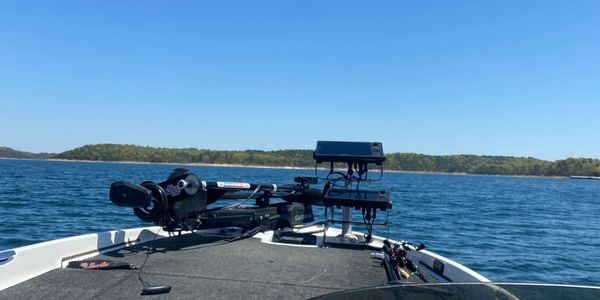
[109,168,322,232]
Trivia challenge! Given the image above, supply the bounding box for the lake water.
[1,159,599,285]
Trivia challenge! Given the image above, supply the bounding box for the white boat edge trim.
[0,226,172,291]
[416,249,490,283]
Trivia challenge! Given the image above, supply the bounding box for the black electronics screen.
[323,189,391,210]
[313,141,385,164]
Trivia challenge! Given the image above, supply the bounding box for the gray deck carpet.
[1,233,388,299]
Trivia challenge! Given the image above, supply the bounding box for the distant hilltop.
[2,144,600,178]
[0,146,51,160]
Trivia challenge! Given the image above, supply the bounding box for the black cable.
[138,226,241,294]
[368,164,384,182]
[137,228,166,289]
[326,172,349,190]
[179,226,263,252]
[228,184,261,208]
[361,210,374,242]
[314,163,330,181]
[107,226,263,295]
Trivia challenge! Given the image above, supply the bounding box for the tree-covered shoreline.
[53,144,600,177]
[2,144,600,177]
[0,147,51,159]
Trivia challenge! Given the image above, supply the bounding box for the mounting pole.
[340,173,357,242]
[341,207,354,236]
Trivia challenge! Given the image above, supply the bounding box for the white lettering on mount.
[166,184,182,197]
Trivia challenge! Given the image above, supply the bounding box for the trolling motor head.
[109,169,208,226]
[109,169,203,208]
[109,181,153,208]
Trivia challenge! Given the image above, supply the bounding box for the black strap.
[66,259,136,270]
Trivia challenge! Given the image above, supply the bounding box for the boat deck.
[1,232,396,299]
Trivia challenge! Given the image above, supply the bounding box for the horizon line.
[2,143,599,162]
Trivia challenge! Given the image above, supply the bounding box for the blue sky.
[1,1,598,160]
